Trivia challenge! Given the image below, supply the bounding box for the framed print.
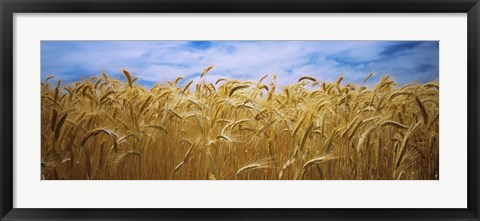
[1,0,479,220]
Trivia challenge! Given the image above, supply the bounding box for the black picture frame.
[1,0,479,220]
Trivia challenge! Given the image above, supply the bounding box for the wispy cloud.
[41,40,439,88]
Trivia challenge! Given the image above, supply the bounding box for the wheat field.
[41,67,439,180]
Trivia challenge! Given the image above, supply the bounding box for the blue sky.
[41,41,439,88]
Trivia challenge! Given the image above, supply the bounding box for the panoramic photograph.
[40,41,439,180]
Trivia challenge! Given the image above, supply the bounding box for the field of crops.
[41,67,439,180]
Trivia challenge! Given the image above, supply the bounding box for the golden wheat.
[40,68,439,180]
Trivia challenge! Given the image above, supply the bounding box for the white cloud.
[42,41,439,88]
